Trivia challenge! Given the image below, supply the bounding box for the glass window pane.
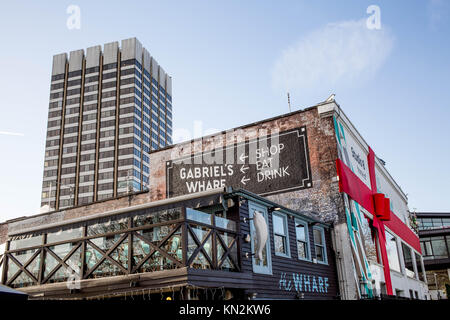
[274,234,286,254]
[431,238,448,258]
[134,207,182,227]
[190,251,211,270]
[190,225,210,244]
[90,259,125,279]
[401,243,415,278]
[273,214,285,235]
[360,213,378,264]
[385,231,401,273]
[315,245,324,262]
[47,227,83,244]
[47,265,70,284]
[425,241,433,256]
[132,237,151,266]
[447,236,450,255]
[296,224,306,242]
[7,259,21,281]
[422,219,432,229]
[313,229,323,245]
[218,231,234,248]
[140,251,178,272]
[26,254,41,280]
[415,253,425,281]
[186,208,212,225]
[90,234,123,252]
[49,242,77,260]
[215,216,236,231]
[432,218,443,227]
[85,243,103,270]
[11,248,38,266]
[9,234,43,250]
[66,246,82,274]
[87,217,128,236]
[110,238,129,269]
[10,271,34,288]
[297,241,307,259]
[159,228,182,261]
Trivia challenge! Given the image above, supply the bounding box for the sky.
[0,0,449,222]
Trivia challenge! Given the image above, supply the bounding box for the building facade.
[0,188,339,300]
[417,212,450,299]
[41,38,173,211]
[0,99,428,300]
[147,99,429,299]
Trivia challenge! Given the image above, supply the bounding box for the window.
[295,219,310,261]
[395,289,404,297]
[401,243,415,278]
[430,236,449,259]
[421,236,449,259]
[272,213,290,257]
[313,227,328,264]
[248,201,272,275]
[359,210,379,264]
[385,230,401,273]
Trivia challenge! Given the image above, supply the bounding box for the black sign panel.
[166,127,312,197]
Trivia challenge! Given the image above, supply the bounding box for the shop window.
[248,201,272,275]
[401,243,415,278]
[295,219,310,261]
[272,212,290,258]
[313,226,328,264]
[385,230,401,273]
[414,252,425,282]
[359,211,379,264]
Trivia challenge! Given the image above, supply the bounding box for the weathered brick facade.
[148,104,343,224]
[0,103,343,242]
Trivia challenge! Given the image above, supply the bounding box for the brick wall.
[149,106,343,224]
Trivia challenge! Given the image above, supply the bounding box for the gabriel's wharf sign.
[166,127,312,198]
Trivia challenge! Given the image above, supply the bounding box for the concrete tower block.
[103,41,119,64]
[166,75,172,96]
[159,66,166,89]
[68,49,84,72]
[143,48,151,74]
[121,37,143,64]
[52,53,67,75]
[151,57,159,79]
[86,45,101,68]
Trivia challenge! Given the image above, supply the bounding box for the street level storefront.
[147,99,429,299]
[0,188,338,300]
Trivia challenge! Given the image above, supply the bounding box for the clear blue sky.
[0,0,449,221]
